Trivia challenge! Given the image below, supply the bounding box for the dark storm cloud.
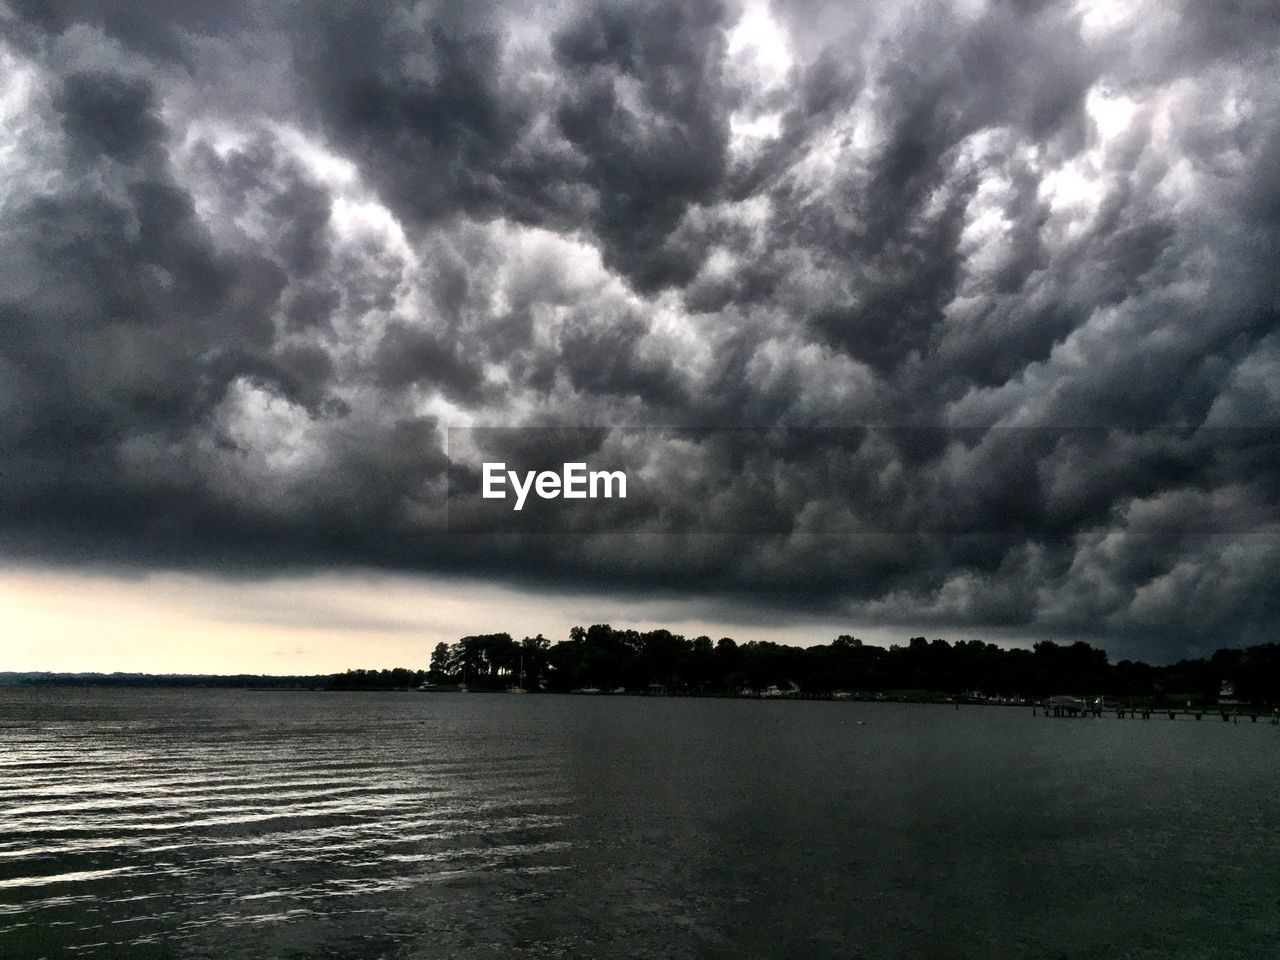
[550,0,733,289]
[373,321,486,402]
[2,0,1279,658]
[295,5,539,224]
[56,69,166,165]
[283,0,734,291]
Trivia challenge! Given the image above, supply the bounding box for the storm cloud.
[1,0,1278,659]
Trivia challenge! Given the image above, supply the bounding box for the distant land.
[0,672,328,690]
[4,627,1279,707]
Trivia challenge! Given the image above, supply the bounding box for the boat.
[507,652,528,692]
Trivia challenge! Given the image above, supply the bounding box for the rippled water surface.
[1,689,1277,959]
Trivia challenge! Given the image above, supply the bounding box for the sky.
[1,0,1278,672]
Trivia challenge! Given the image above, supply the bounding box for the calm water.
[0,690,1276,960]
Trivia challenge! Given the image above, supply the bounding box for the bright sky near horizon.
[0,567,931,674]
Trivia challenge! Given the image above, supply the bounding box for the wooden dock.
[1035,701,1279,724]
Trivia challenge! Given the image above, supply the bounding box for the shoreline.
[3,675,1276,719]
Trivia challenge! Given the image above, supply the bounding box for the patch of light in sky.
[1087,86,1139,142]
[730,110,783,142]
[727,1,793,85]
[270,123,358,188]
[1075,0,1143,40]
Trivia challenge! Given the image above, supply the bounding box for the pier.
[1034,697,1279,724]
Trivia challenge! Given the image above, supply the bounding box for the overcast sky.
[1,0,1278,671]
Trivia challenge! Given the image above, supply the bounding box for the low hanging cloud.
[1,0,1278,659]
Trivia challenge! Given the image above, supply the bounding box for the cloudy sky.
[1,0,1277,672]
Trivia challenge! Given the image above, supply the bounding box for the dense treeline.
[326,668,431,691]
[408,626,1280,705]
[10,633,1275,705]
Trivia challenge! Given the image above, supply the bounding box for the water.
[0,689,1276,960]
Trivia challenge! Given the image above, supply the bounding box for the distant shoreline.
[5,673,1278,718]
[0,673,1001,701]
[5,627,1278,712]
[0,672,329,691]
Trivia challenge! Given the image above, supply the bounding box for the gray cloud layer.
[1,0,1278,658]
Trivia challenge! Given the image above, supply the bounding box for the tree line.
[325,625,1280,705]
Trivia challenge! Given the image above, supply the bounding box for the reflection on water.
[0,689,1277,959]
